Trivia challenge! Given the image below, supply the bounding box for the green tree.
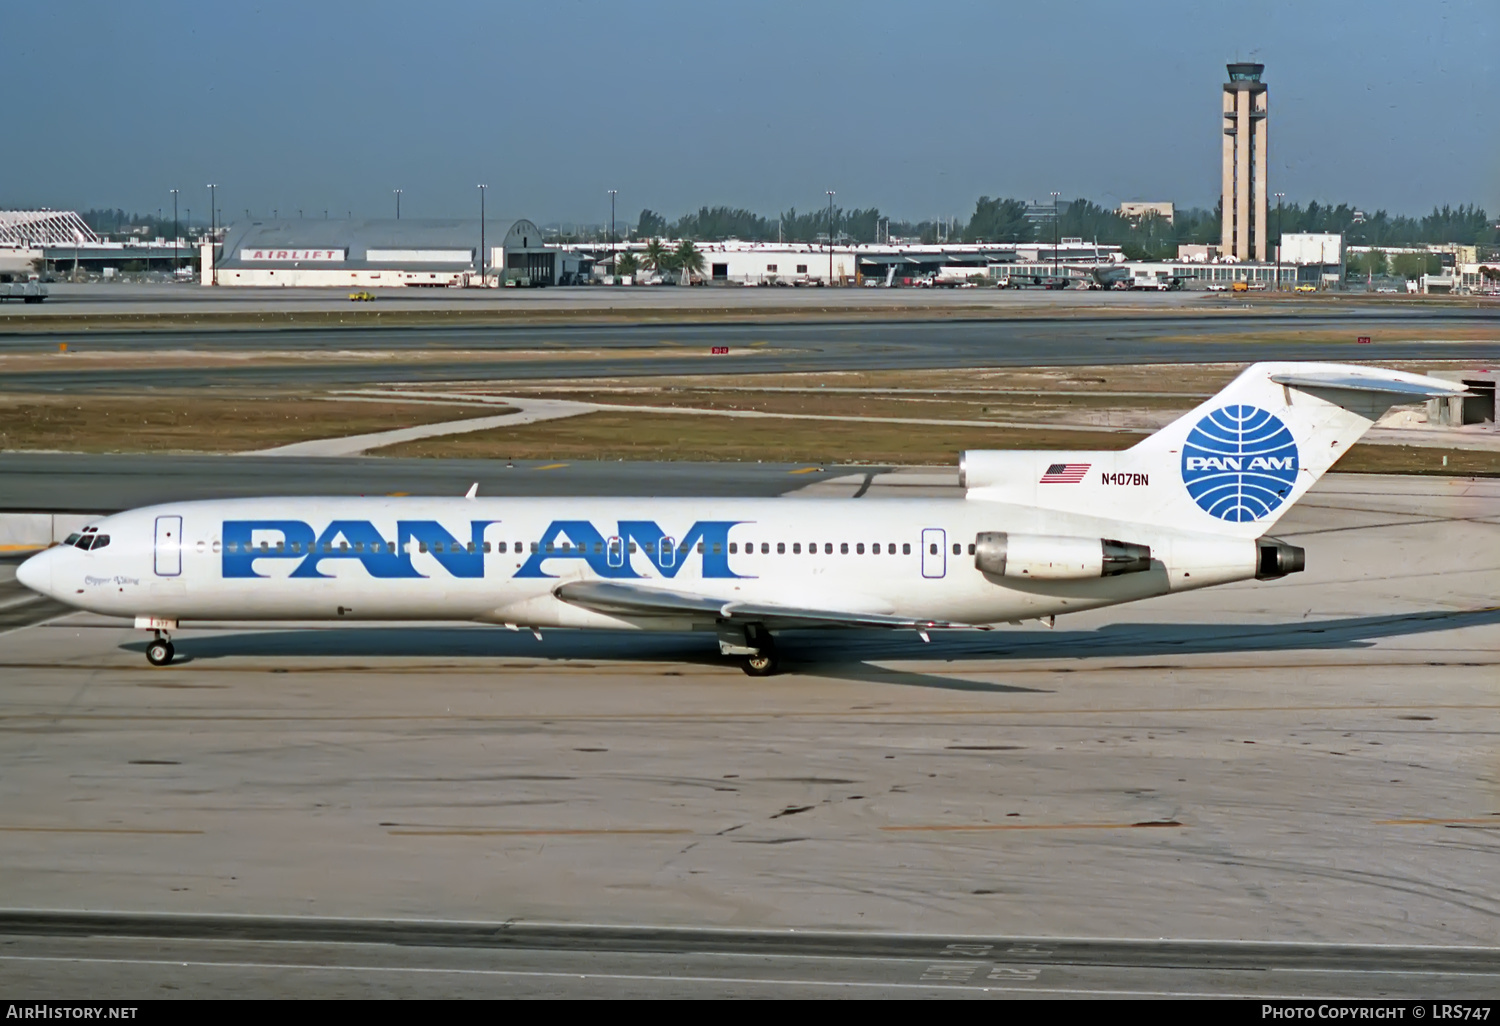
[616,252,639,278]
[672,240,704,283]
[963,197,1028,243]
[1391,252,1441,279]
[636,209,667,238]
[641,238,669,272]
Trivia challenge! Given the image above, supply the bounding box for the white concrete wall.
[215,268,468,288]
[693,244,858,284]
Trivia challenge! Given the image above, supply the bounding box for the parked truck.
[0,280,47,303]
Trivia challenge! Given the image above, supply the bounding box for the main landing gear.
[719,623,779,676]
[145,631,175,666]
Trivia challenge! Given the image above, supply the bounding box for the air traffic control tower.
[1221,62,1268,262]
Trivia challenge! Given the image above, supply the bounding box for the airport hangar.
[208,218,590,287]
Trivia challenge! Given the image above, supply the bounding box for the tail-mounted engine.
[974,532,1153,580]
[1255,538,1306,580]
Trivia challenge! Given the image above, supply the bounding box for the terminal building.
[208,218,586,287]
[599,238,1124,286]
[1,209,193,276]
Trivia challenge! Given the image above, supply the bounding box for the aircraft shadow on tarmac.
[118,606,1500,691]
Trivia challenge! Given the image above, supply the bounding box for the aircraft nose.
[15,548,54,597]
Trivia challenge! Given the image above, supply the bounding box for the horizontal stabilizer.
[554,580,967,630]
[1269,370,1469,399]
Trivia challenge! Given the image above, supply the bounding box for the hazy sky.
[4,1,1495,225]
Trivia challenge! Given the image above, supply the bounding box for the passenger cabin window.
[824,543,833,555]
[840,543,849,554]
[952,543,961,555]
[903,543,911,555]
[856,543,865,554]
[792,543,801,554]
[776,542,784,554]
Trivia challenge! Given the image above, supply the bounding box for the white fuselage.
[19,495,1262,632]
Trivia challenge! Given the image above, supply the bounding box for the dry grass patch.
[379,411,1132,464]
[1334,446,1500,476]
[0,395,501,453]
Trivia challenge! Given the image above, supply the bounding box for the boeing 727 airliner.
[15,362,1466,674]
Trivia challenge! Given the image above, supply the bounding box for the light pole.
[1050,191,1061,278]
[608,189,617,277]
[1274,192,1285,291]
[170,189,179,276]
[477,184,487,283]
[393,189,401,220]
[828,191,840,285]
[206,184,217,239]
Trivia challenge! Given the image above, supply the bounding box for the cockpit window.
[88,535,110,550]
[64,533,82,546]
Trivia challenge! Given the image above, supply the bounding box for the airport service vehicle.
[16,363,1465,675]
[1295,284,1317,293]
[348,291,376,301]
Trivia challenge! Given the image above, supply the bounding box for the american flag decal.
[1040,463,1091,483]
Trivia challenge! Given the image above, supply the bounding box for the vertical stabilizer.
[961,362,1467,538]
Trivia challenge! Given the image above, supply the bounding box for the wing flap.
[554,580,967,630]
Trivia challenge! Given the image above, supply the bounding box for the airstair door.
[921,528,946,579]
[154,515,183,577]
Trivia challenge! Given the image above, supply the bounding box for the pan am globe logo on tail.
[1181,405,1300,522]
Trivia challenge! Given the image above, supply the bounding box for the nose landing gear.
[145,631,175,666]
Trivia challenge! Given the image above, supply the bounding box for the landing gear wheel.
[741,638,779,677]
[146,640,175,666]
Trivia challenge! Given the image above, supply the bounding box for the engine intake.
[974,532,1153,580]
[1256,538,1306,580]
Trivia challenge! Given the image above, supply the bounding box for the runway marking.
[386,491,410,497]
[533,463,568,471]
[1375,817,1500,826]
[0,826,204,836]
[2,702,1496,724]
[386,827,692,837]
[788,467,823,474]
[0,545,44,552]
[0,611,83,641]
[0,954,1310,997]
[882,820,1185,834]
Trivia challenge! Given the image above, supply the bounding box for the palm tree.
[617,252,640,278]
[641,238,668,273]
[673,240,704,285]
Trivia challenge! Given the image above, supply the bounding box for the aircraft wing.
[554,580,967,630]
